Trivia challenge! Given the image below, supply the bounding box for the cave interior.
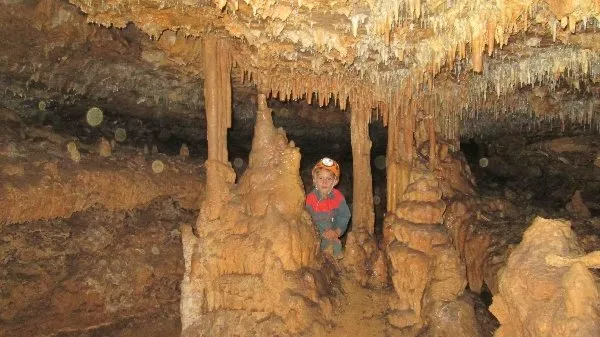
[1,1,600,337]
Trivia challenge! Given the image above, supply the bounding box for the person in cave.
[305,157,351,259]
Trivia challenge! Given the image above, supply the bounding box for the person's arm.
[333,198,351,235]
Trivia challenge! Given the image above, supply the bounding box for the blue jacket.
[305,188,351,235]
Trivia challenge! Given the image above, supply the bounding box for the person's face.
[313,169,338,195]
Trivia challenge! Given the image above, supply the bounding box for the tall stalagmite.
[180,94,336,336]
[383,113,481,336]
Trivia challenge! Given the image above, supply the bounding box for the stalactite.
[471,34,483,73]
[487,20,496,56]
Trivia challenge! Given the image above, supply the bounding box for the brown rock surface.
[343,229,389,288]
[490,217,600,337]
[444,199,515,295]
[566,190,592,218]
[395,200,447,225]
[0,198,193,337]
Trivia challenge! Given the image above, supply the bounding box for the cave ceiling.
[1,0,600,138]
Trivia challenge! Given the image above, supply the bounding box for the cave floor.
[328,276,390,337]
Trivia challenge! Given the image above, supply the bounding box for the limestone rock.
[396,201,446,225]
[443,200,510,295]
[344,230,388,288]
[388,242,430,319]
[425,244,467,303]
[392,220,449,254]
[2,163,25,176]
[385,151,479,336]
[544,137,592,153]
[490,217,600,337]
[179,143,189,158]
[401,178,442,202]
[424,297,482,337]
[0,198,189,337]
[388,309,419,329]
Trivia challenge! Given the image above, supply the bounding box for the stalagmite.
[66,141,80,163]
[179,143,190,158]
[98,137,111,157]
[382,96,483,334]
[181,93,334,336]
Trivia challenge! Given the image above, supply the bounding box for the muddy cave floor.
[1,104,600,337]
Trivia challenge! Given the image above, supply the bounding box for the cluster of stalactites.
[67,0,600,138]
[451,46,600,137]
[236,47,600,142]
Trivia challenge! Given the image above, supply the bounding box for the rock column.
[200,36,235,222]
[344,100,387,288]
[349,104,374,234]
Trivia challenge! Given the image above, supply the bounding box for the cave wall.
[1,197,193,337]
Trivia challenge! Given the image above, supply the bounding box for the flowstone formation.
[490,217,600,337]
[180,94,334,336]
